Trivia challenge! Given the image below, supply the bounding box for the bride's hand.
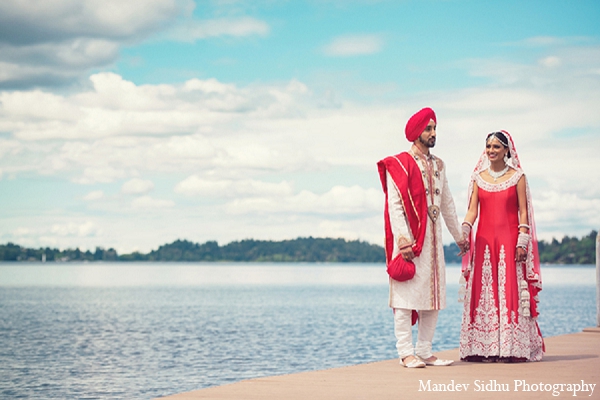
[515,247,527,262]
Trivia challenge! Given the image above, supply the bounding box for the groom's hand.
[399,246,415,261]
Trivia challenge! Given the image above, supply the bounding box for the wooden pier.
[158,327,600,400]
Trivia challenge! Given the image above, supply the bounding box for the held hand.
[462,239,470,252]
[456,239,469,257]
[400,246,415,262]
[515,247,527,262]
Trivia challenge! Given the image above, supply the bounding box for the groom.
[377,107,468,368]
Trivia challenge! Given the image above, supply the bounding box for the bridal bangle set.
[517,231,531,249]
[461,221,472,240]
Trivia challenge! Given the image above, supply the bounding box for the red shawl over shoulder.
[378,152,428,267]
[377,152,428,324]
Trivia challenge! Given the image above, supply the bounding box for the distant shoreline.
[1,231,597,264]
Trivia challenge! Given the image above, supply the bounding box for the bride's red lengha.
[460,131,544,362]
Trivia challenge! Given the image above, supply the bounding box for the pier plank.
[159,329,600,399]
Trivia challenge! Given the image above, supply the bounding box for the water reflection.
[0,263,595,287]
[0,262,596,399]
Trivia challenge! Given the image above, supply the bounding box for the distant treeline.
[0,237,383,263]
[1,231,597,264]
[537,230,597,264]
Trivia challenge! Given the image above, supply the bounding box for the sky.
[1,0,599,253]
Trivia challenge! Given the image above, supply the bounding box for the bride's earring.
[503,154,508,163]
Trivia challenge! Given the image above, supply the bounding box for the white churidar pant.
[393,308,439,360]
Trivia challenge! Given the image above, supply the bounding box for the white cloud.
[317,217,383,244]
[161,135,219,161]
[0,0,193,42]
[183,77,236,94]
[131,196,175,209]
[0,90,83,138]
[539,56,562,68]
[0,0,193,88]
[0,73,322,184]
[175,176,294,197]
[0,0,192,43]
[50,221,100,237]
[73,166,127,185]
[121,179,155,195]
[83,190,104,201]
[0,73,313,141]
[323,34,384,57]
[0,39,120,69]
[12,227,32,237]
[170,17,270,41]
[534,190,600,226]
[225,185,382,216]
[0,138,21,158]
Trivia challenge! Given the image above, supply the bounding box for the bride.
[459,130,544,363]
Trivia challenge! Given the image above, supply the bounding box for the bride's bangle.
[518,224,530,232]
[517,232,530,249]
[461,222,472,238]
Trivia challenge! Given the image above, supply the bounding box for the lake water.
[0,263,596,399]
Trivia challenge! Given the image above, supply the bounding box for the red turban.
[405,107,436,142]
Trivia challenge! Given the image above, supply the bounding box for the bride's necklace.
[487,164,509,182]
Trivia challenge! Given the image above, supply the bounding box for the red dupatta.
[378,152,428,324]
